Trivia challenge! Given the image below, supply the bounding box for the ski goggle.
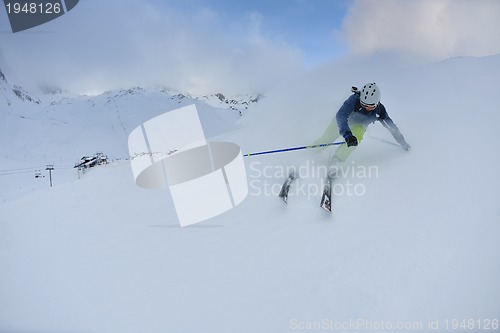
[360,101,378,111]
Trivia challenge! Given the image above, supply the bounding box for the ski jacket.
[336,93,408,148]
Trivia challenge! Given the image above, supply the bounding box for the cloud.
[0,0,303,95]
[338,0,500,60]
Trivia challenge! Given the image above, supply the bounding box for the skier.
[314,82,410,211]
[313,82,411,165]
[279,82,411,211]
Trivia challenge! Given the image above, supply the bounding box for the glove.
[343,132,358,147]
[401,141,411,151]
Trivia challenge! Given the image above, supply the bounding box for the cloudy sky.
[1,0,500,95]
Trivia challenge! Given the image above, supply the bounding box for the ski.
[278,171,297,204]
[320,171,337,212]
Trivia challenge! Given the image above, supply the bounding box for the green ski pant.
[313,122,366,162]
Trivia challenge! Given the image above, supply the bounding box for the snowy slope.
[0,80,257,203]
[1,55,500,333]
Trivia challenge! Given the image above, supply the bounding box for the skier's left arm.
[377,105,411,151]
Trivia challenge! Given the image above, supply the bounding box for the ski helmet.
[360,82,381,106]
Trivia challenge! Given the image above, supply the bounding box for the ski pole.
[244,141,345,157]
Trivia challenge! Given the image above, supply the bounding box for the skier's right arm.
[336,95,356,137]
[336,95,357,144]
[313,95,357,147]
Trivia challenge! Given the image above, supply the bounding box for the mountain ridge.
[0,68,41,106]
[1,67,262,116]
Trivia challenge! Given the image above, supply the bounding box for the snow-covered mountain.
[1,55,500,333]
[0,71,262,202]
[0,73,262,206]
[0,68,41,106]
